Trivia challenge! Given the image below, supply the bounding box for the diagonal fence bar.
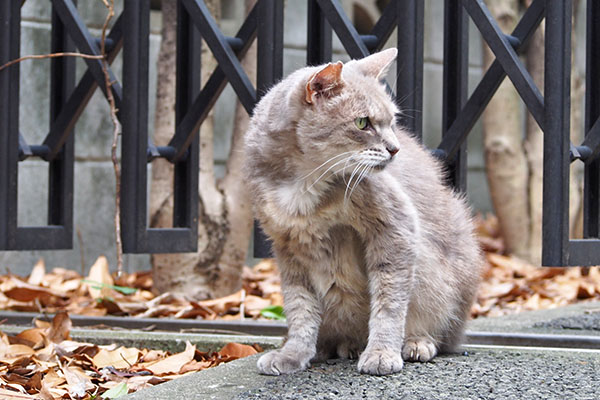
[182,0,257,114]
[315,0,369,59]
[437,0,545,161]
[463,0,545,129]
[168,4,258,162]
[42,14,123,162]
[50,0,122,112]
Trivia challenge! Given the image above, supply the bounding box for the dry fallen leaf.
[140,341,195,376]
[0,387,38,399]
[27,259,46,286]
[218,342,258,359]
[85,256,114,300]
[15,328,47,350]
[60,363,94,398]
[45,310,71,343]
[93,346,140,369]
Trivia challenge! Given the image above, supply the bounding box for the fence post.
[584,0,600,238]
[396,0,423,139]
[542,0,572,265]
[307,0,332,65]
[443,0,469,191]
[253,0,283,258]
[121,0,150,252]
[48,2,76,246]
[0,1,20,250]
[172,0,200,248]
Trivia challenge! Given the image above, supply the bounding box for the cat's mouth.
[372,162,388,171]
[366,156,393,171]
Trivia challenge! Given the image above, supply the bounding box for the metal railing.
[1,0,599,266]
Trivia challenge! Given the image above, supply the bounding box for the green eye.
[354,117,369,130]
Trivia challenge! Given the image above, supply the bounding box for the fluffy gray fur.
[243,48,483,376]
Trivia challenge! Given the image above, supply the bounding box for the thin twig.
[0,52,103,72]
[76,225,86,276]
[100,0,123,276]
[240,289,246,320]
[120,352,134,368]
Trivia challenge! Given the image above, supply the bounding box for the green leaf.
[102,382,128,399]
[96,296,115,303]
[81,279,137,295]
[260,305,286,321]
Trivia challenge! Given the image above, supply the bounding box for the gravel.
[235,349,600,400]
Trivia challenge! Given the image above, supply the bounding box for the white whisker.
[344,161,365,204]
[348,164,372,201]
[303,154,355,192]
[299,151,356,181]
[334,160,358,178]
[341,156,357,186]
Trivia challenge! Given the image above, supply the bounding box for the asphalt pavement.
[126,302,600,400]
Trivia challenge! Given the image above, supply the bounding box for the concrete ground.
[123,302,600,400]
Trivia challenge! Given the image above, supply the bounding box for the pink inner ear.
[305,62,343,104]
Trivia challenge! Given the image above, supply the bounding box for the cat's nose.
[386,146,399,157]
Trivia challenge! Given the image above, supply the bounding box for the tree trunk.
[150,0,255,300]
[522,15,544,265]
[483,0,584,264]
[482,0,531,259]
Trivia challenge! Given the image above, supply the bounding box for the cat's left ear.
[353,48,397,80]
[305,61,344,104]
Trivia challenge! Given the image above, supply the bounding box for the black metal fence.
[1,0,599,266]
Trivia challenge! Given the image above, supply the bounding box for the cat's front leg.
[357,229,415,376]
[257,259,321,375]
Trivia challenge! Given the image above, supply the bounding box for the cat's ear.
[353,48,397,80]
[305,61,344,104]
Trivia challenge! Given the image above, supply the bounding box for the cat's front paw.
[402,339,437,362]
[257,350,310,375]
[357,347,403,375]
[337,341,361,359]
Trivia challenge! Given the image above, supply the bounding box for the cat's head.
[296,48,401,182]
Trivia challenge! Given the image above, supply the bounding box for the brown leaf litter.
[0,312,261,399]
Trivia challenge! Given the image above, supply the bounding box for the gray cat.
[244,48,483,376]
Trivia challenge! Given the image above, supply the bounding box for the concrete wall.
[0,1,586,276]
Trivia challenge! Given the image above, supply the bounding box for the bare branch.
[0,52,103,72]
[100,0,123,276]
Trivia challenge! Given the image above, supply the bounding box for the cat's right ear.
[305,61,344,104]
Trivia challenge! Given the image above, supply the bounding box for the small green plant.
[260,305,286,321]
[81,279,137,295]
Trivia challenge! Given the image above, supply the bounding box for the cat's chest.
[308,226,368,299]
[272,180,331,216]
[263,182,347,240]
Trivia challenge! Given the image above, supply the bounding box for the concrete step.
[126,346,600,400]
